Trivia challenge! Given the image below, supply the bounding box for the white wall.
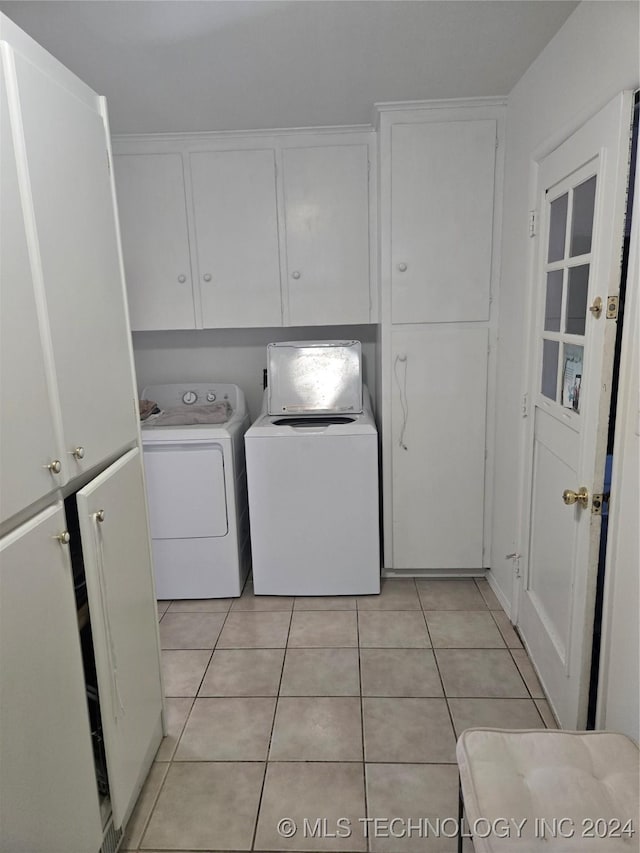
[132,325,378,421]
[491,0,639,737]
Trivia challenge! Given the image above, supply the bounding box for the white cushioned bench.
[456,728,639,852]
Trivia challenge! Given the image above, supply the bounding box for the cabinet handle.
[94,509,105,523]
[397,262,408,273]
[45,459,62,474]
[70,446,85,460]
[291,270,301,280]
[177,274,187,283]
[203,273,212,282]
[55,530,71,545]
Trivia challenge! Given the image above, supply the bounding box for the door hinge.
[106,150,111,174]
[528,210,537,238]
[606,295,619,319]
[521,392,529,418]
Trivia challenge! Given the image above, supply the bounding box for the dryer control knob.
[182,390,198,405]
[207,392,217,402]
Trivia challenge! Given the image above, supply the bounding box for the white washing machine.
[245,344,380,595]
[140,383,250,599]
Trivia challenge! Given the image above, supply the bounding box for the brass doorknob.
[562,487,589,508]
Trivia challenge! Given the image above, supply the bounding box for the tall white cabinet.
[0,14,163,853]
[377,100,505,572]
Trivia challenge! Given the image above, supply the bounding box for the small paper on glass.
[562,344,584,413]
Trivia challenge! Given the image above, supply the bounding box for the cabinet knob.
[94,509,105,523]
[291,270,301,280]
[71,446,85,460]
[203,273,212,282]
[397,262,408,273]
[55,530,71,545]
[177,274,187,283]
[45,459,62,474]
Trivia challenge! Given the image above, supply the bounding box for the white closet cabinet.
[1,15,163,851]
[0,504,103,853]
[190,148,282,327]
[77,449,163,828]
[0,65,61,524]
[282,144,371,326]
[114,153,196,330]
[391,119,497,324]
[12,48,138,477]
[391,327,488,569]
[378,101,504,572]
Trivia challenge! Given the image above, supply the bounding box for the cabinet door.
[77,448,163,828]
[114,153,196,331]
[10,48,137,475]
[190,149,282,327]
[0,63,64,522]
[282,144,371,325]
[391,326,488,569]
[0,504,103,853]
[391,120,496,323]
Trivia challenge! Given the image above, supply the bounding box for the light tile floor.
[124,578,557,853]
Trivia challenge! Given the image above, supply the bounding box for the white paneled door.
[282,144,370,325]
[10,47,138,474]
[0,504,103,853]
[518,92,634,728]
[391,119,497,324]
[190,148,282,328]
[0,60,62,522]
[77,449,163,828]
[391,325,488,570]
[114,152,196,330]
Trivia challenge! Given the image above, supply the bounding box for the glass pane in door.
[544,270,564,331]
[548,193,568,262]
[570,175,597,256]
[541,339,560,401]
[562,343,584,412]
[566,265,590,334]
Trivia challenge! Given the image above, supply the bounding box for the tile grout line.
[355,605,371,853]
[249,605,293,851]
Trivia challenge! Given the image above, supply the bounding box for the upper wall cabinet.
[391,118,497,324]
[114,153,196,330]
[282,144,371,326]
[190,148,282,328]
[112,129,376,331]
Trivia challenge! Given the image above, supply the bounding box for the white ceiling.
[0,1,578,134]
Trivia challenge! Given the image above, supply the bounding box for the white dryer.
[140,383,250,599]
[245,386,380,596]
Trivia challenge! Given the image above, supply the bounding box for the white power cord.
[394,353,409,451]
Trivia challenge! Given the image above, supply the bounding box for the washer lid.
[267,340,362,415]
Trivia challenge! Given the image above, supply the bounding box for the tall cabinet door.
[0,61,64,522]
[391,120,496,323]
[0,504,102,853]
[282,144,371,325]
[190,148,282,328]
[10,48,137,474]
[114,153,196,331]
[77,448,163,828]
[391,326,488,569]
